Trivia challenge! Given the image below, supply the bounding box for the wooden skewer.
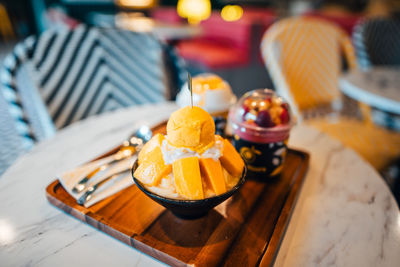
[188,72,193,108]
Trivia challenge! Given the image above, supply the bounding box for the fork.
[77,170,130,205]
[72,125,152,194]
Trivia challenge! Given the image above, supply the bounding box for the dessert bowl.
[131,160,247,219]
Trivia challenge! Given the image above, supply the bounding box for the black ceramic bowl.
[131,160,247,219]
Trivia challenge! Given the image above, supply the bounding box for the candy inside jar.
[229,89,294,178]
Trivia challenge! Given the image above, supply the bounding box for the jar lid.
[228,89,295,143]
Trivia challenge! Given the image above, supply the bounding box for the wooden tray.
[46,123,309,267]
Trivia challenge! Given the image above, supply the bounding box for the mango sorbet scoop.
[167,106,215,153]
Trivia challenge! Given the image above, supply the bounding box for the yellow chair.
[0,3,15,41]
[261,17,400,170]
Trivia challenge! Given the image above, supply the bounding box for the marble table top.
[0,102,399,267]
[340,67,400,115]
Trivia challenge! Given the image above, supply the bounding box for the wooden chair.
[261,17,400,170]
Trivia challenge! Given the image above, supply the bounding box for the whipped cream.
[161,136,223,165]
[147,174,180,199]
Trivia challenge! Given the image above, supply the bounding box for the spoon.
[72,125,152,194]
[77,170,130,205]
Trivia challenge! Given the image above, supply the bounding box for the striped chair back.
[0,91,26,175]
[261,17,356,117]
[353,17,400,69]
[1,37,56,148]
[0,25,185,174]
[31,25,181,128]
[0,37,56,175]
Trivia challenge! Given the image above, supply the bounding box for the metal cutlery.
[72,150,132,193]
[77,169,130,205]
[72,125,152,194]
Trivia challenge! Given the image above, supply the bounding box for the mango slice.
[138,133,165,164]
[173,157,204,200]
[223,167,240,189]
[199,158,226,195]
[220,139,244,177]
[134,147,172,186]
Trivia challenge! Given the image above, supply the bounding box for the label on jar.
[233,135,288,178]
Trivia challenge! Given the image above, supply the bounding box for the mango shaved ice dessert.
[134,106,245,200]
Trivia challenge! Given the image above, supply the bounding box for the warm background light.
[221,5,243,22]
[115,12,155,32]
[177,0,211,24]
[116,0,157,9]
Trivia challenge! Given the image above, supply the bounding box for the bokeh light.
[221,5,243,22]
[177,0,211,24]
[116,0,156,8]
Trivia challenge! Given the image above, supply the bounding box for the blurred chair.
[0,25,186,174]
[353,17,400,69]
[150,7,183,25]
[261,17,400,170]
[261,17,356,117]
[241,7,277,64]
[177,9,276,95]
[0,37,56,175]
[0,3,15,41]
[2,25,185,129]
[176,8,276,69]
[177,11,253,69]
